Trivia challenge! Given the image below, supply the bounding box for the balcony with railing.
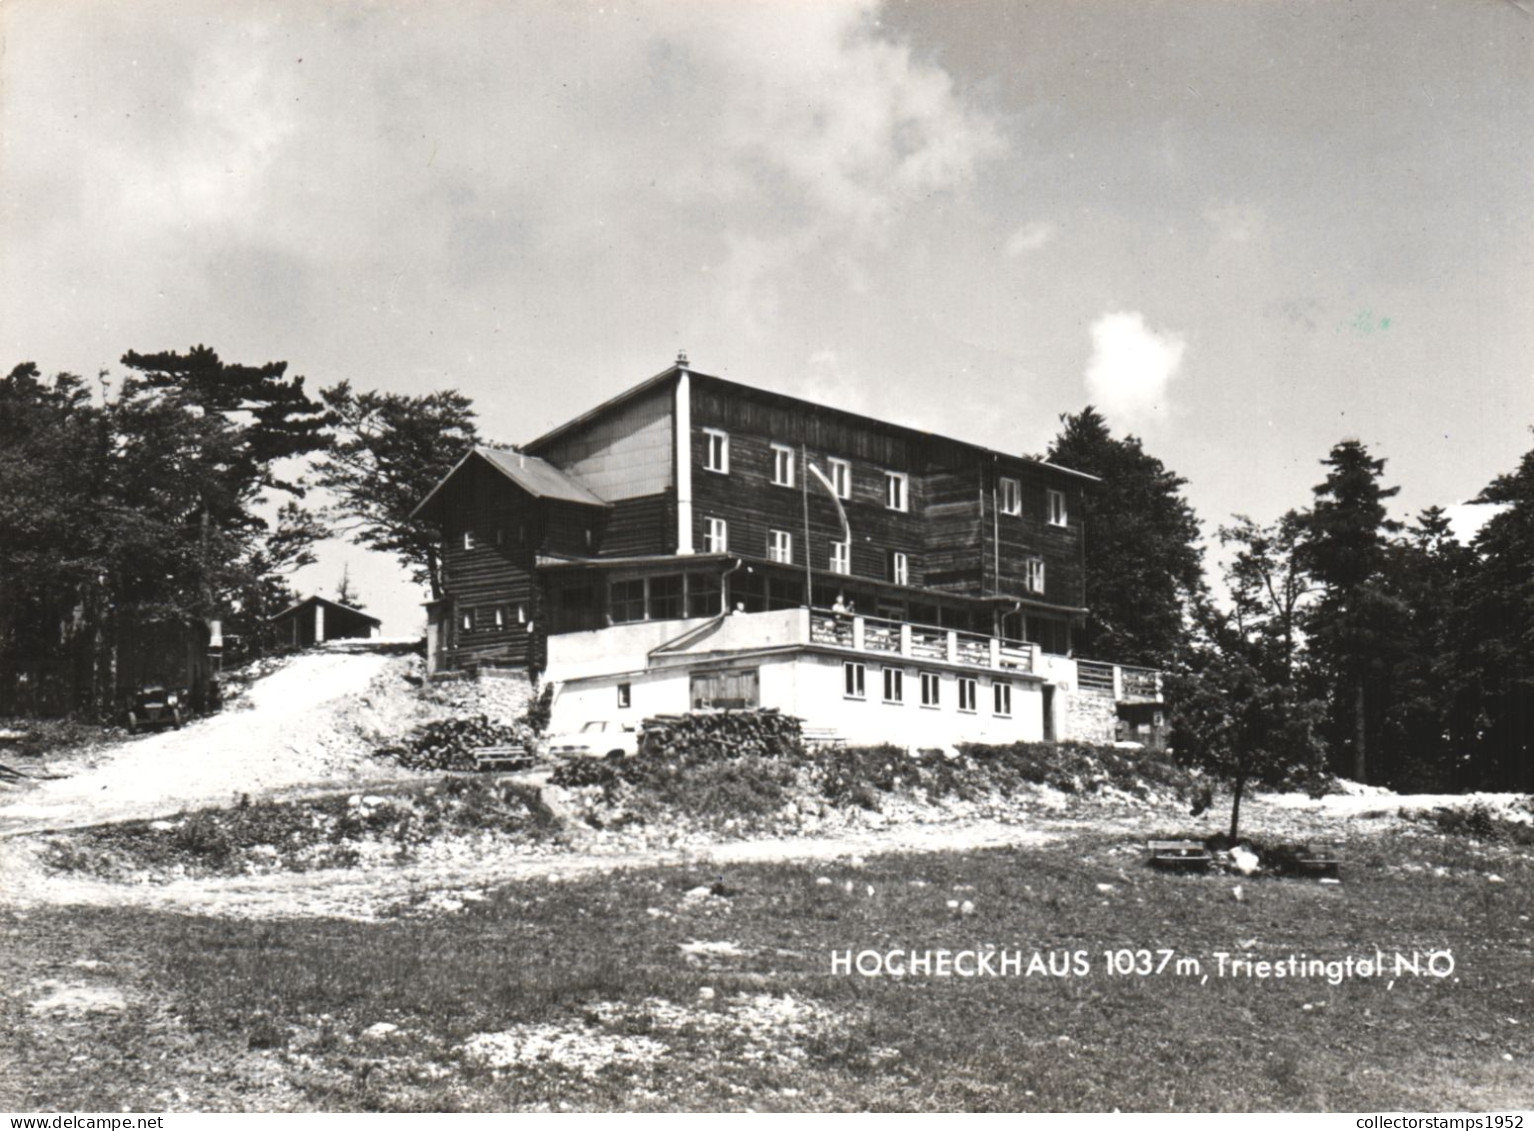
[809,610,1037,676]
[549,605,1162,702]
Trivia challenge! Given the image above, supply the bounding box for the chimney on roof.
[676,349,689,369]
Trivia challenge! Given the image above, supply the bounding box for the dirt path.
[0,652,423,836]
[0,815,1083,920]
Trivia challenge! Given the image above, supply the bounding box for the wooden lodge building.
[412,356,1164,748]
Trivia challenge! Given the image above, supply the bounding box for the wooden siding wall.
[533,381,673,500]
[434,458,544,671]
[989,465,1086,607]
[600,492,676,558]
[690,377,1086,611]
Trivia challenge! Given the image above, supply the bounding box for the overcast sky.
[3,0,1531,635]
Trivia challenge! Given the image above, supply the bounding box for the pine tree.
[314,383,479,600]
[1045,407,1204,667]
[1455,443,1534,790]
[1299,439,1404,783]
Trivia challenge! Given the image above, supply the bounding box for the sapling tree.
[1169,606,1326,841]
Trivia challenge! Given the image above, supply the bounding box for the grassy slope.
[3,826,1531,1113]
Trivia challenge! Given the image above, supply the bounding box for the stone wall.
[1059,688,1118,745]
[427,667,538,724]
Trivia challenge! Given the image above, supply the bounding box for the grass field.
[4,822,1531,1113]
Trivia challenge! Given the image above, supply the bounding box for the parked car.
[125,683,186,734]
[546,720,640,760]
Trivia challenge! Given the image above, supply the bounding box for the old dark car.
[125,683,186,734]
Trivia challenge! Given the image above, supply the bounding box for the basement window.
[617,682,631,709]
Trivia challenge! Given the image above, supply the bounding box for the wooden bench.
[472,744,531,772]
[800,727,846,748]
[1148,839,1212,872]
[1294,841,1342,879]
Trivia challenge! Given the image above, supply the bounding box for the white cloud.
[1083,311,1186,427]
[1004,221,1055,256]
[1444,501,1507,544]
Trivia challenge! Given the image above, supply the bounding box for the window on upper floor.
[888,550,909,586]
[830,540,850,575]
[703,428,729,474]
[885,471,908,512]
[769,529,793,564]
[460,609,473,632]
[957,676,977,713]
[705,517,728,554]
[1048,488,1068,527]
[463,530,476,550]
[1026,556,1045,595]
[1000,477,1021,516]
[829,457,851,500]
[844,661,866,700]
[617,682,631,709]
[771,443,795,488]
[882,667,904,704]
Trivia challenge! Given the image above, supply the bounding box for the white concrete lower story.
[541,607,1158,750]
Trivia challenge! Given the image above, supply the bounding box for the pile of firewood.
[638,708,803,763]
[377,714,534,772]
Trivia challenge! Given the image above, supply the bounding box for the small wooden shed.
[269,596,381,649]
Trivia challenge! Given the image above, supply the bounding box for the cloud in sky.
[1004,221,1055,256]
[1083,311,1187,428]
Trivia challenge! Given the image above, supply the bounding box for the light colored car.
[546,720,641,760]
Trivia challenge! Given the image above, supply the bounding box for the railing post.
[852,615,865,652]
[900,622,913,657]
[946,630,958,663]
[1113,664,1125,701]
[989,636,1001,670]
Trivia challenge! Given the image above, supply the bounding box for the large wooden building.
[412,357,1164,747]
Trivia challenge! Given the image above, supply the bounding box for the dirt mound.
[0,652,435,834]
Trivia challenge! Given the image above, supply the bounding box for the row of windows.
[702,428,1068,526]
[610,572,723,623]
[459,604,527,633]
[705,517,1042,592]
[460,525,529,551]
[843,662,1013,716]
[703,430,908,510]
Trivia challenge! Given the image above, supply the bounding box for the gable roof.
[268,594,382,626]
[411,446,611,522]
[524,362,1100,485]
